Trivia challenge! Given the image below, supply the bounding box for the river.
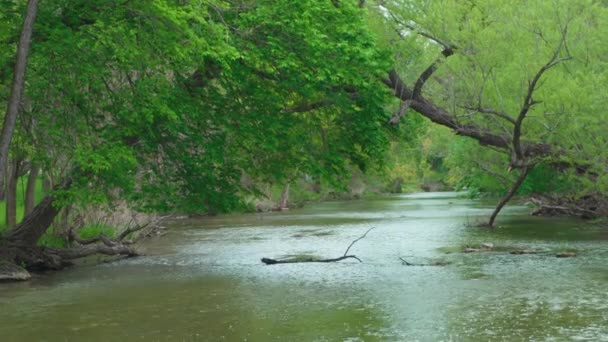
[1,192,607,341]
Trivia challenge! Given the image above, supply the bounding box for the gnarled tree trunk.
[5,194,61,245]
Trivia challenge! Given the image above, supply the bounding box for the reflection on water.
[1,192,607,341]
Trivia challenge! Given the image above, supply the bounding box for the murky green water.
[1,192,608,341]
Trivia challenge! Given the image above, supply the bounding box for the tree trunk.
[277,183,290,209]
[488,167,532,227]
[5,159,20,229]
[0,0,40,192]
[56,203,71,236]
[42,171,53,193]
[24,163,38,215]
[5,194,62,246]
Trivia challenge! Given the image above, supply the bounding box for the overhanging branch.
[513,24,571,160]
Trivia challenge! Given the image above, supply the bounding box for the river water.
[1,192,608,341]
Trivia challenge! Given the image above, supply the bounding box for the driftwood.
[261,227,374,265]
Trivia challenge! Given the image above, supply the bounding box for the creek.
[1,192,607,341]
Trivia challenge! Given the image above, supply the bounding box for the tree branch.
[388,100,412,125]
[513,24,571,160]
[261,227,374,265]
[386,10,456,51]
[384,70,553,158]
[460,105,516,125]
[343,227,374,257]
[413,47,455,99]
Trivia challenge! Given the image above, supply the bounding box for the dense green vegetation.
[1,0,608,275]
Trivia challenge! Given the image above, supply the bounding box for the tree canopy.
[2,0,392,214]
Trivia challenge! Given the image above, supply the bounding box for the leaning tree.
[369,0,608,225]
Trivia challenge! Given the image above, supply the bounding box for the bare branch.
[413,47,455,99]
[384,7,457,100]
[261,227,374,265]
[386,10,456,51]
[513,24,571,160]
[473,161,510,187]
[118,215,171,242]
[388,100,412,125]
[343,227,374,257]
[460,105,516,125]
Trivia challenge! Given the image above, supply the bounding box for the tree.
[369,0,608,225]
[0,0,392,276]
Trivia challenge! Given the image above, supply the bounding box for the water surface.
[1,192,607,341]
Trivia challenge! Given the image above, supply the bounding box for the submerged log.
[261,227,374,265]
[399,257,450,266]
[261,255,361,265]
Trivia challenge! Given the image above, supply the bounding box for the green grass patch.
[38,233,68,248]
[78,224,117,239]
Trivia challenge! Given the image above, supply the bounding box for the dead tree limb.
[261,227,374,265]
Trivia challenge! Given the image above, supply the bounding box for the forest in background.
[1,0,608,277]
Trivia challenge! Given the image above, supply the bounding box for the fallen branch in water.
[261,227,374,265]
[399,257,450,266]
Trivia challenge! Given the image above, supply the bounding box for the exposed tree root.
[0,215,170,281]
[261,227,374,265]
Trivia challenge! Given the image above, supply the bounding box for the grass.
[79,224,116,239]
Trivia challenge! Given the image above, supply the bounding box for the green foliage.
[5,0,606,225]
[78,224,116,240]
[37,232,67,249]
[3,0,394,216]
[371,0,608,199]
[0,176,44,232]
